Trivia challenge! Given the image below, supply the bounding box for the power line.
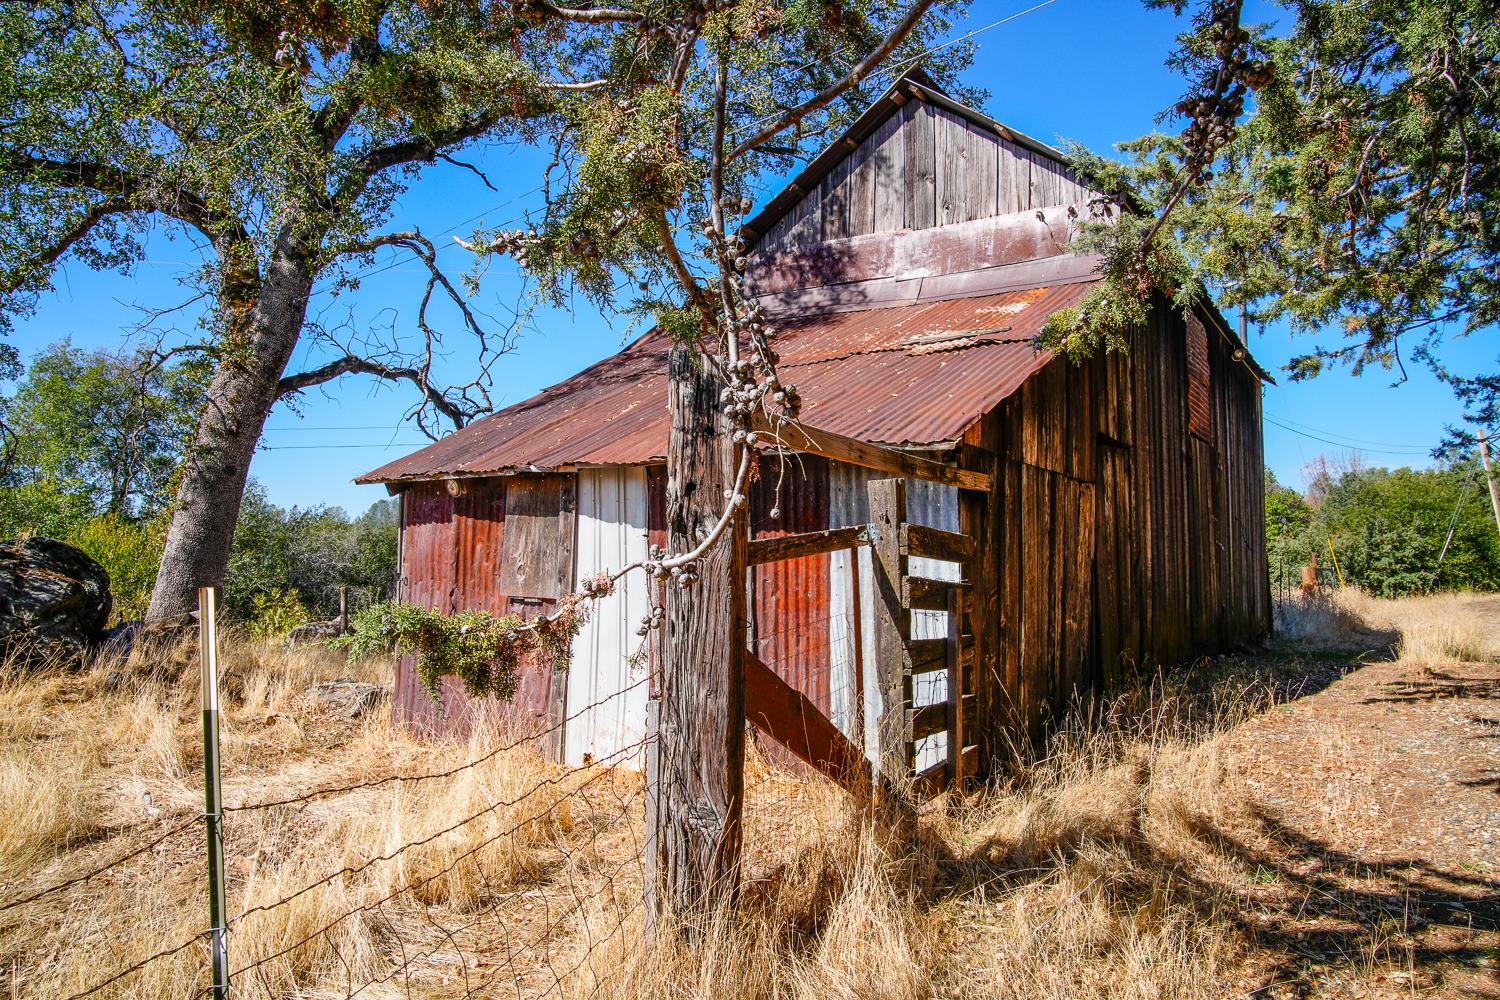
[259,442,431,450]
[1262,410,1432,452]
[1262,415,1435,457]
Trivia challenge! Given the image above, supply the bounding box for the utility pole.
[1480,430,1500,534]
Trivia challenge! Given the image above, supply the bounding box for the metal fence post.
[198,587,229,998]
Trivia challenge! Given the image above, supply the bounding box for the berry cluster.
[1175,3,1274,183]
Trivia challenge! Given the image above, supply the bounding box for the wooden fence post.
[647,348,746,936]
[867,478,912,791]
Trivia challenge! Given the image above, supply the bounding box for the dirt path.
[1221,606,1500,998]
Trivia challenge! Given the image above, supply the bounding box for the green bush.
[246,587,312,640]
[65,515,163,621]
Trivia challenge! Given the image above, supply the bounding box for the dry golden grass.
[1,588,1492,999]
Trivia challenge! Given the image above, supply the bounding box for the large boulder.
[0,537,113,665]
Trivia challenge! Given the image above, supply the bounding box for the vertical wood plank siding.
[760,97,1096,255]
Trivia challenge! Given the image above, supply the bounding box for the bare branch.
[436,153,498,191]
[728,0,937,160]
[276,354,476,426]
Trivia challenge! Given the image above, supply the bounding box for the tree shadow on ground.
[927,787,1500,998]
[1362,666,1500,704]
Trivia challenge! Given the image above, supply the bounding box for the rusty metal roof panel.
[357,282,1092,484]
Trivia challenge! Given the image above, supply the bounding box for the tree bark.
[647,347,746,932]
[145,244,313,621]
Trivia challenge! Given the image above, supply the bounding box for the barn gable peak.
[743,69,1098,256]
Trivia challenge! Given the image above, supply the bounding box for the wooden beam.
[868,478,913,787]
[743,650,871,794]
[904,574,968,611]
[752,414,993,493]
[901,522,975,562]
[747,525,867,565]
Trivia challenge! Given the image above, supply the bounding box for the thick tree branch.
[2,150,248,247]
[276,354,474,427]
[728,0,936,160]
[532,2,643,24]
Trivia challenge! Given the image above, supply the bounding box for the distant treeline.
[1,341,396,626]
[1266,455,1500,599]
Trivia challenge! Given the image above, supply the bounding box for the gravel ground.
[1222,596,1500,998]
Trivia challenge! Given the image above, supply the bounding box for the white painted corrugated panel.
[565,468,650,767]
[827,463,959,771]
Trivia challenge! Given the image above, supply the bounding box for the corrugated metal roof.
[356,282,1092,485]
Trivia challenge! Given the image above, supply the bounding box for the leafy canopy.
[3,341,206,517]
[1049,1,1499,437]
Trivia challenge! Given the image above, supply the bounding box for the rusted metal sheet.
[750,454,832,719]
[391,476,570,739]
[358,284,1091,485]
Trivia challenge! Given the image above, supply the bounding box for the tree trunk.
[647,347,746,933]
[145,249,313,621]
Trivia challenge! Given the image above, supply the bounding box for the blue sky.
[11,0,1491,513]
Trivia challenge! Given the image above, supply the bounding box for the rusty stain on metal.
[358,282,1094,486]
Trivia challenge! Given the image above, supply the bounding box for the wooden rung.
[957,691,976,731]
[904,575,968,611]
[906,702,947,741]
[909,638,945,673]
[957,744,979,781]
[911,759,949,799]
[901,523,975,563]
[747,525,866,565]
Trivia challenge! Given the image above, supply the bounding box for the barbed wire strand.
[226,671,650,813]
[226,733,654,978]
[0,815,200,914]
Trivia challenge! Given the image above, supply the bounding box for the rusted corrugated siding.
[358,285,1091,485]
[750,454,832,718]
[394,481,458,735]
[391,476,567,739]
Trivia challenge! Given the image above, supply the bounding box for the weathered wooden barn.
[357,72,1271,773]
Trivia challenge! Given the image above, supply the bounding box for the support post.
[845,543,866,760]
[957,419,999,779]
[867,478,912,789]
[647,348,746,936]
[1480,430,1500,535]
[198,587,229,1000]
[338,585,349,634]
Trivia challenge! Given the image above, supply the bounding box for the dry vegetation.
[1,590,1496,999]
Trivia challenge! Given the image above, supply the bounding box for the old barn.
[357,72,1271,776]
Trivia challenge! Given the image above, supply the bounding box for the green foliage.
[3,341,206,517]
[1051,2,1499,435]
[1266,459,1500,598]
[247,587,313,640]
[225,485,397,622]
[64,514,163,621]
[0,479,94,541]
[335,600,587,700]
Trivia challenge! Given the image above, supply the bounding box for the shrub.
[247,587,313,640]
[65,514,163,621]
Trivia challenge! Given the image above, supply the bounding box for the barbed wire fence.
[4,512,942,1000]
[0,587,671,1000]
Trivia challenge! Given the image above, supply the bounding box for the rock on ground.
[287,619,344,648]
[0,537,112,666]
[303,678,387,718]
